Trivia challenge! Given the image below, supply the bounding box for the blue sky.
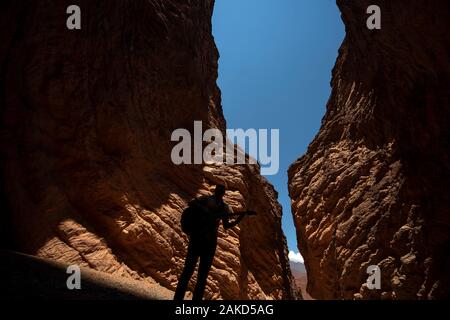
[212,0,345,257]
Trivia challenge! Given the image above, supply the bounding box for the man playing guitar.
[174,184,256,301]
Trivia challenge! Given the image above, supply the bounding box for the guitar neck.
[217,211,256,218]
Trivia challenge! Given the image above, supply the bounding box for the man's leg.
[174,243,199,300]
[192,246,216,301]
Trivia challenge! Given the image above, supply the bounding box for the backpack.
[180,196,226,236]
[181,197,207,236]
[180,205,197,236]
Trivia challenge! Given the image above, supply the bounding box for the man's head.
[214,184,226,199]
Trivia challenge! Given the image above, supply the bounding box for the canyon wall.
[288,0,449,299]
[0,0,297,299]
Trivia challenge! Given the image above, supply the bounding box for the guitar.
[189,198,257,219]
[215,210,257,220]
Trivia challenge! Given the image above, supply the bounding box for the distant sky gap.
[212,0,345,258]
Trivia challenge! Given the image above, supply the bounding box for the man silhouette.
[174,184,244,301]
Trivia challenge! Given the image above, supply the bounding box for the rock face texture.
[0,0,297,299]
[288,0,449,299]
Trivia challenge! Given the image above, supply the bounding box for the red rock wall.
[288,0,449,299]
[0,0,297,300]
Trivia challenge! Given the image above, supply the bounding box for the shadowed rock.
[0,0,297,299]
[2,250,174,300]
[288,0,449,300]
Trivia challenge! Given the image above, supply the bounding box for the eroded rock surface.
[288,0,449,299]
[0,0,297,299]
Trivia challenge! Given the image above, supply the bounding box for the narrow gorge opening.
[1,0,447,302]
[212,0,344,299]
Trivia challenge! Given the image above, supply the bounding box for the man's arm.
[222,205,244,230]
